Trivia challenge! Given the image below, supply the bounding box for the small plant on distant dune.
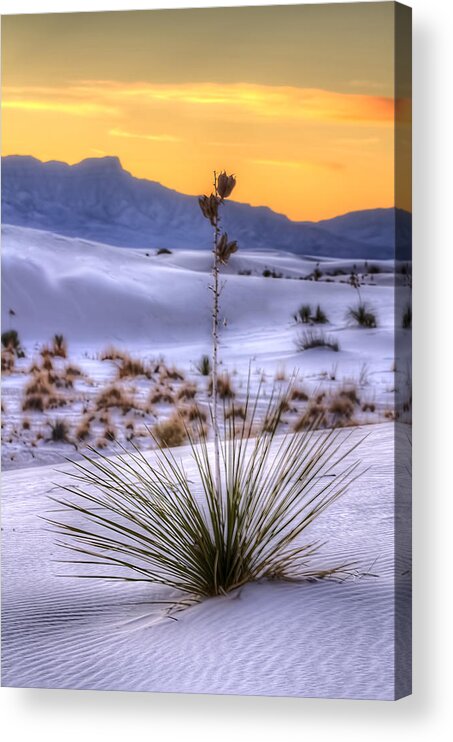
[1,348,15,373]
[95,385,137,414]
[296,330,340,352]
[208,372,236,399]
[2,329,25,358]
[52,334,68,358]
[196,354,212,376]
[176,383,197,401]
[47,419,71,443]
[293,304,312,324]
[75,418,91,442]
[100,346,126,362]
[156,247,172,255]
[313,305,328,324]
[311,263,323,281]
[348,265,363,302]
[346,302,378,329]
[293,304,328,325]
[117,355,152,380]
[153,412,188,448]
[402,304,412,329]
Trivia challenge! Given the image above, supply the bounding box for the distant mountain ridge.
[1,155,411,259]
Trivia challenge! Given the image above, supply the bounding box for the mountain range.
[1,155,411,259]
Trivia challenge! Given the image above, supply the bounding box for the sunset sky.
[1,3,406,221]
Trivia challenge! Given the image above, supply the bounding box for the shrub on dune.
[402,304,412,330]
[152,413,188,448]
[149,386,175,405]
[196,354,211,376]
[52,334,68,358]
[293,304,312,324]
[312,305,328,324]
[176,383,197,401]
[48,418,71,443]
[295,330,340,352]
[1,329,25,358]
[346,302,378,329]
[95,385,137,414]
[117,356,152,380]
[208,372,235,399]
[1,348,15,373]
[100,346,126,362]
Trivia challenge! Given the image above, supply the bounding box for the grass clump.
[196,354,211,376]
[100,346,126,362]
[293,304,328,325]
[2,329,25,358]
[295,330,340,352]
[152,413,188,448]
[95,385,137,414]
[402,304,412,329]
[346,302,378,329]
[52,334,68,358]
[209,372,235,399]
[2,349,15,373]
[48,389,362,602]
[293,304,312,324]
[48,419,71,443]
[177,383,197,401]
[117,355,152,380]
[312,305,328,324]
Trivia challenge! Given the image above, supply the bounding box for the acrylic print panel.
[1,2,412,699]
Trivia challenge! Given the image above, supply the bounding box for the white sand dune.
[1,424,411,699]
[2,224,398,346]
[1,225,411,470]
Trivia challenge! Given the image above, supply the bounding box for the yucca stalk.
[199,170,237,496]
[47,388,363,601]
[211,171,222,495]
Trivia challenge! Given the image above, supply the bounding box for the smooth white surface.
[2,425,405,699]
[1,0,452,740]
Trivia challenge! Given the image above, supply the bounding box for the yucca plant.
[47,389,362,601]
[346,302,378,329]
[50,169,364,610]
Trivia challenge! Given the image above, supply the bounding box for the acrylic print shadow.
[1,2,412,700]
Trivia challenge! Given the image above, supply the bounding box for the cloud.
[249,158,344,172]
[108,128,182,143]
[2,99,117,117]
[3,81,396,125]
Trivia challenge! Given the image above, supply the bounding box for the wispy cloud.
[3,81,396,125]
[250,158,344,172]
[108,128,182,143]
[2,99,117,117]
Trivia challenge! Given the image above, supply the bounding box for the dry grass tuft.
[1,348,15,373]
[153,413,188,448]
[48,418,71,443]
[100,346,127,362]
[176,383,197,401]
[224,403,247,420]
[52,334,68,358]
[290,387,309,402]
[117,356,153,380]
[209,372,235,399]
[149,386,175,405]
[95,385,137,414]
